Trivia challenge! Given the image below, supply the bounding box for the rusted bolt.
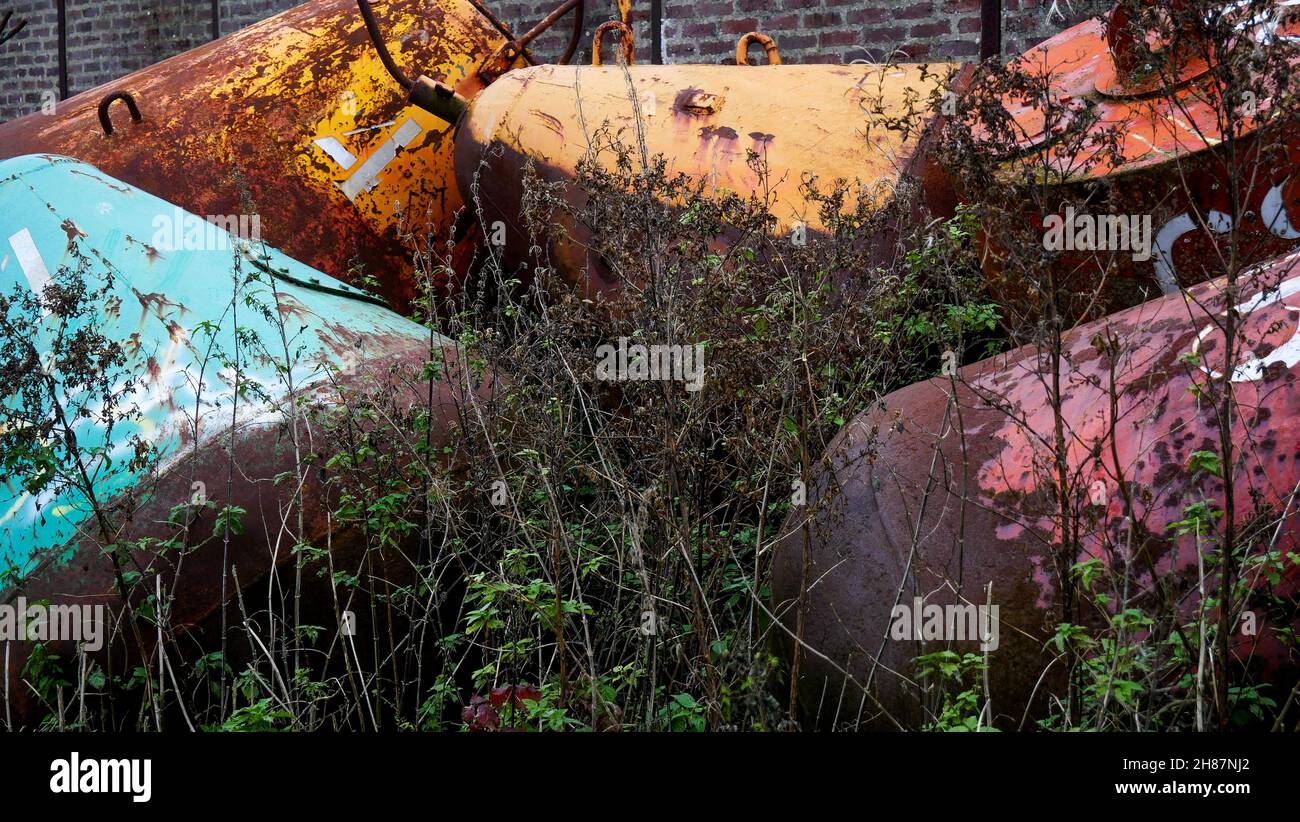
[736,32,781,66]
[478,38,526,83]
[592,21,635,66]
[97,91,142,136]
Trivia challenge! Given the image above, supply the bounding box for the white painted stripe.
[338,118,424,201]
[313,136,358,170]
[8,228,52,297]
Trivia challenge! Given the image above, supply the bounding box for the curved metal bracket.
[592,21,635,66]
[98,91,142,136]
[736,32,781,66]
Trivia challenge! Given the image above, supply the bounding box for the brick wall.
[0,0,299,122]
[663,0,1085,63]
[0,0,1106,123]
[498,0,1106,64]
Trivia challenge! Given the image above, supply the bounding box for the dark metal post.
[650,0,662,64]
[56,0,68,98]
[980,0,1002,61]
[211,0,221,40]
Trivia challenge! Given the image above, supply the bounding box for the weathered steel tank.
[773,250,1300,728]
[0,0,529,312]
[0,155,485,727]
[452,56,958,298]
[970,1,1300,311]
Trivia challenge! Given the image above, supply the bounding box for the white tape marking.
[313,136,358,170]
[338,118,423,202]
[8,228,52,298]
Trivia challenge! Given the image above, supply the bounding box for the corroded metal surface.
[0,155,486,726]
[454,62,955,298]
[0,0,524,312]
[774,251,1300,727]
[975,5,1300,306]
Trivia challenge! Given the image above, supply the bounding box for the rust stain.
[774,249,1300,726]
[456,63,954,299]
[699,125,738,141]
[60,219,84,243]
[0,0,522,312]
[972,9,1300,306]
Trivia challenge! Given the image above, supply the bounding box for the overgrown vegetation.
[855,0,1300,731]
[4,0,1300,731]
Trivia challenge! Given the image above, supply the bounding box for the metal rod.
[466,0,525,49]
[357,0,413,89]
[651,0,662,64]
[211,0,221,40]
[980,0,1002,61]
[0,10,28,47]
[557,0,585,65]
[56,0,68,99]
[514,0,579,49]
